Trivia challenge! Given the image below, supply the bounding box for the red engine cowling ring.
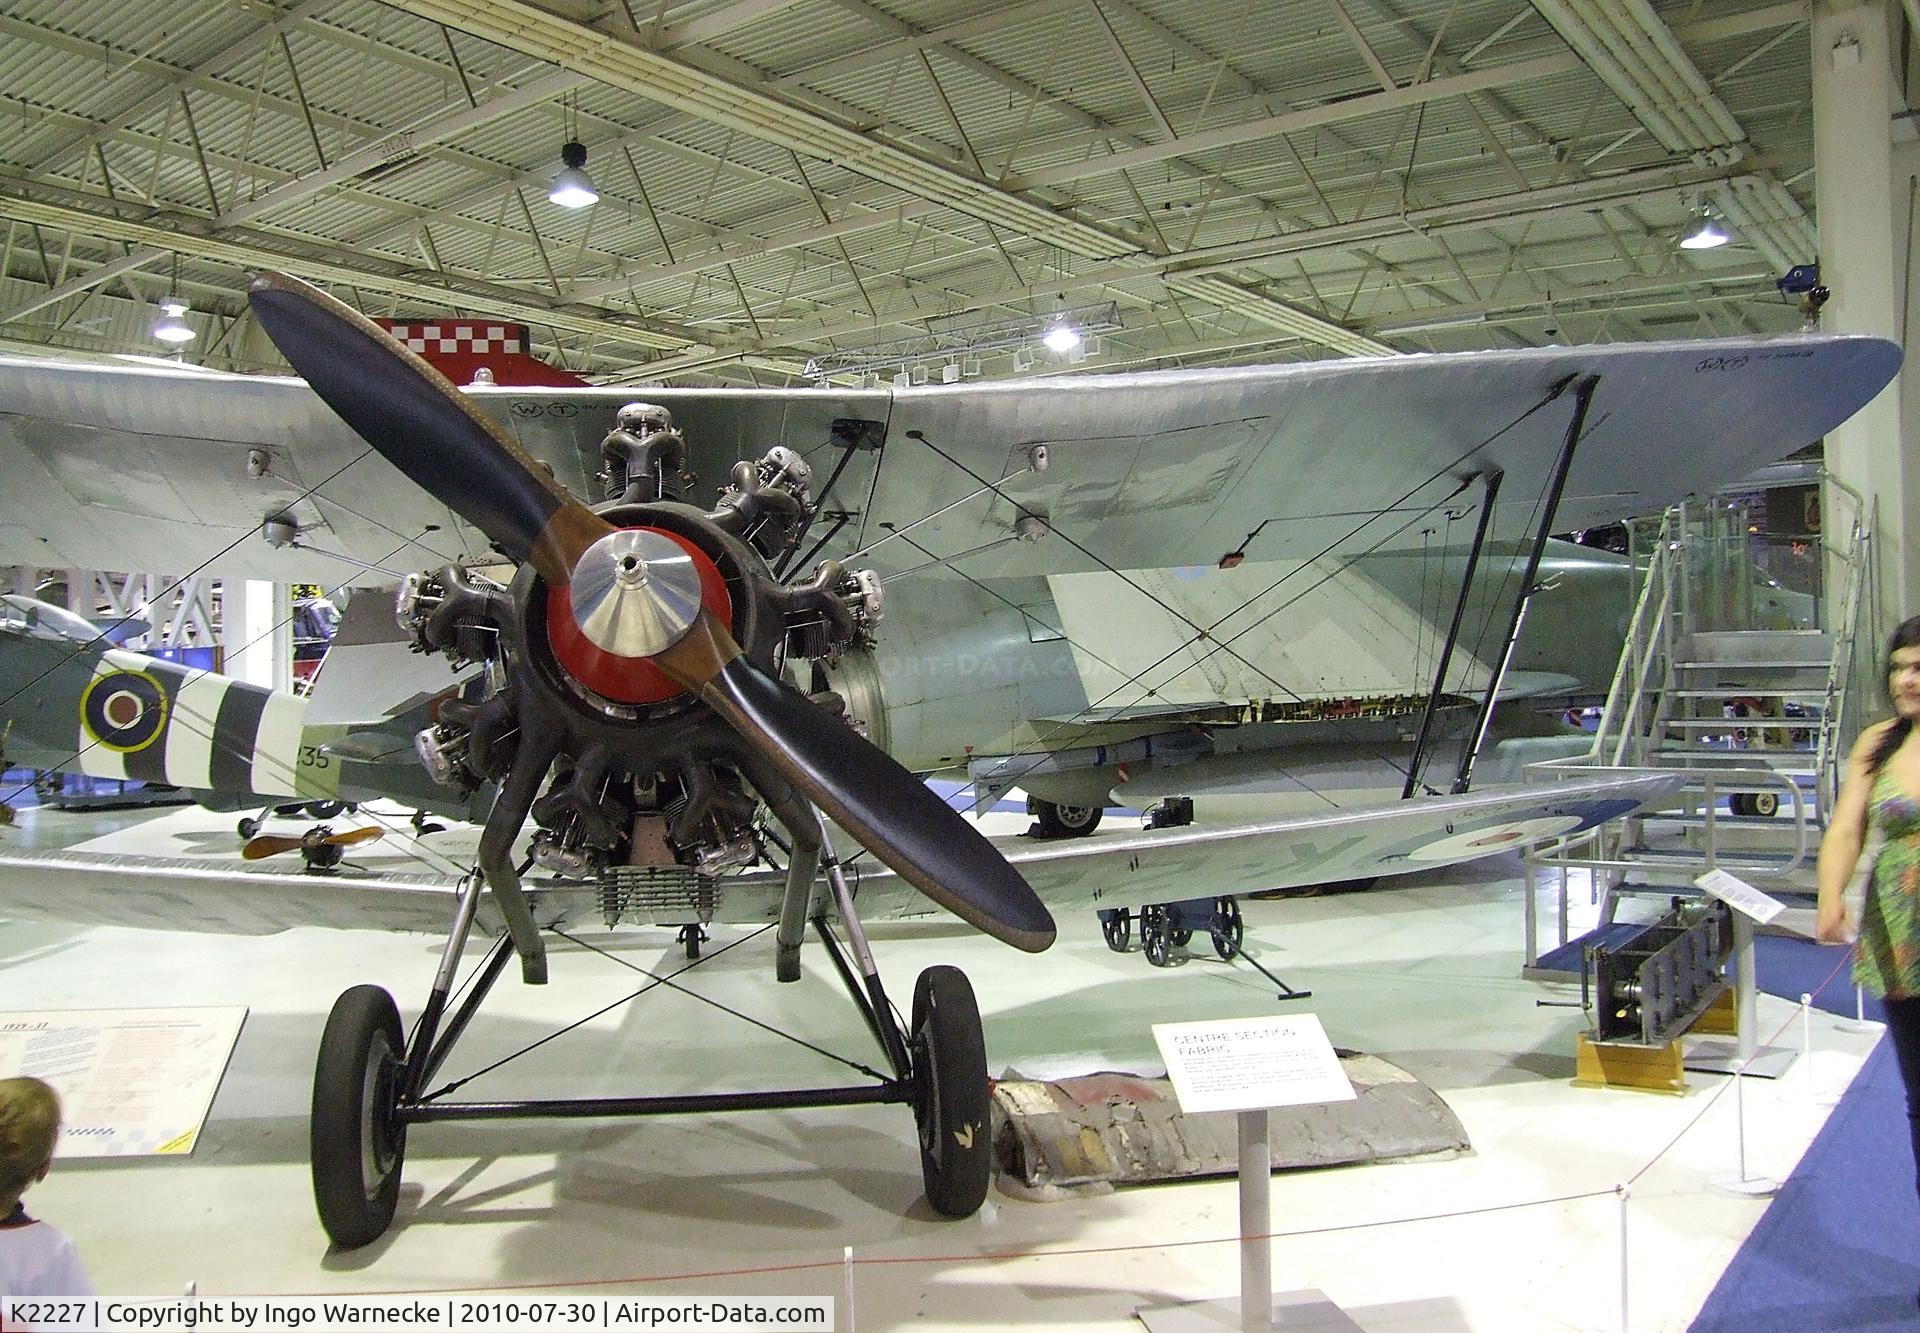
[544,526,733,704]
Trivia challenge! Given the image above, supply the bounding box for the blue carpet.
[1690,936,1919,1331]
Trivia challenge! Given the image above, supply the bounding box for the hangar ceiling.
[0,0,1889,384]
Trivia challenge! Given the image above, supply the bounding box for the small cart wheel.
[1141,906,1175,968]
[910,965,991,1218]
[1099,909,1131,952]
[1212,897,1244,959]
[311,984,407,1249]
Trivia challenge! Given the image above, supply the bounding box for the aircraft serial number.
[7,1303,89,1326]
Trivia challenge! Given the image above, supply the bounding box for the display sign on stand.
[1687,869,1796,1080]
[1695,868,1786,925]
[1138,1015,1362,1333]
[0,1006,247,1157]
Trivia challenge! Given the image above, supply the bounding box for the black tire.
[1212,897,1244,959]
[1142,906,1175,968]
[1030,799,1103,839]
[312,985,407,1249]
[236,817,260,839]
[1729,790,1778,818]
[910,966,991,1218]
[305,800,346,819]
[1100,909,1131,952]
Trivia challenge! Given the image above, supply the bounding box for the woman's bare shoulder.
[1852,718,1901,757]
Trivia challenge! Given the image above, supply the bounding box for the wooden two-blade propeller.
[246,272,1054,952]
[242,824,383,863]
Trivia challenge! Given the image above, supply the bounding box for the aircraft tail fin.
[377,319,590,388]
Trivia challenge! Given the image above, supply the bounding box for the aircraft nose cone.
[569,528,703,657]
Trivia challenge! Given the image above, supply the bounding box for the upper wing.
[850,334,1898,578]
[0,773,1672,934]
[0,334,1894,584]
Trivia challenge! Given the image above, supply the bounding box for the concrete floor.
[0,799,1880,1332]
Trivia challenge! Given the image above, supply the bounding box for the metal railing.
[1520,479,1868,968]
[1815,475,1874,816]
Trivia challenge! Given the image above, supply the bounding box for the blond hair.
[0,1078,60,1206]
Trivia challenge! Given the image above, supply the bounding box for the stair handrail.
[1815,475,1873,817]
[1524,761,1811,877]
[1587,509,1679,768]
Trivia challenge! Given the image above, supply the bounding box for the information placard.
[1151,1014,1355,1115]
[1694,868,1786,925]
[0,1006,246,1157]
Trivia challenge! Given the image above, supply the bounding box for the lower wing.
[0,774,1670,936]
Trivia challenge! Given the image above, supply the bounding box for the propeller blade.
[246,271,610,584]
[326,826,386,849]
[241,834,302,861]
[656,613,1056,952]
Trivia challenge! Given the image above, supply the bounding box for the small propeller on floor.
[242,825,384,862]
[249,271,1054,952]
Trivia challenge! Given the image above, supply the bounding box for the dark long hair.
[1866,615,1920,773]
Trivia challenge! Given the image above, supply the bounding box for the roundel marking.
[79,668,169,753]
[1401,814,1586,863]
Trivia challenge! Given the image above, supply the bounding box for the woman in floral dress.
[1817,617,1920,1233]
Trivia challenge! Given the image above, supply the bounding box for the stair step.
[1658,718,1816,729]
[1638,814,1809,829]
[1667,689,1826,699]
[1618,845,1808,870]
[1655,743,1813,757]
[1672,660,1830,671]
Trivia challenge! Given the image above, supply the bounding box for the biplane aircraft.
[0,273,1898,1245]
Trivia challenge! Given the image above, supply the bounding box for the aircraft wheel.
[1212,898,1244,960]
[311,984,407,1249]
[236,817,260,839]
[1030,799,1103,839]
[1730,792,1779,818]
[909,966,991,1218]
[1141,906,1175,968]
[305,800,346,819]
[1100,909,1131,952]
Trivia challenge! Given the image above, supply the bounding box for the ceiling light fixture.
[152,301,195,344]
[1042,318,1082,355]
[1679,205,1729,250]
[549,140,598,209]
[152,255,195,344]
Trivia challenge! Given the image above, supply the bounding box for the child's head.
[0,1078,60,1208]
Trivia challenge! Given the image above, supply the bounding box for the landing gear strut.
[308,842,994,1248]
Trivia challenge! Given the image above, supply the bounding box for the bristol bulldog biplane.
[0,269,1900,1247]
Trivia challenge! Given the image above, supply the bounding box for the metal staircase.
[1523,476,1876,968]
